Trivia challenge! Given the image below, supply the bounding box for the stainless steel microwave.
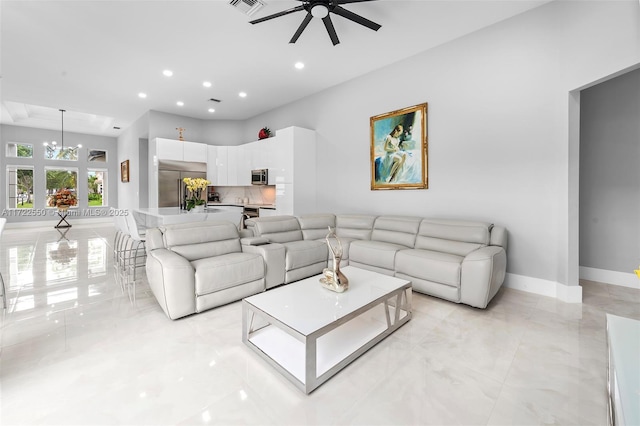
[251,169,268,185]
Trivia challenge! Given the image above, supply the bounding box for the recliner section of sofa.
[145,221,277,320]
[248,213,508,309]
[244,216,328,285]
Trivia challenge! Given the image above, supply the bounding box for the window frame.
[44,166,79,209]
[6,165,35,209]
[86,168,108,208]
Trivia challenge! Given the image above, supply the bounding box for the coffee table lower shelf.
[242,277,411,394]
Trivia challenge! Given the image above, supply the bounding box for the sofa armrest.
[242,243,286,289]
[490,225,508,250]
[145,248,196,320]
[460,246,507,308]
[241,237,270,246]
[145,227,165,252]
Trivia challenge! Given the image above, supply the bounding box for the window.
[45,168,78,207]
[44,147,79,161]
[87,170,107,206]
[88,150,107,162]
[5,143,33,158]
[6,166,34,208]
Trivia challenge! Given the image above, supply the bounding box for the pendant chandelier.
[43,109,82,158]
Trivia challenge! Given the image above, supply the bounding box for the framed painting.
[121,160,129,183]
[370,103,428,190]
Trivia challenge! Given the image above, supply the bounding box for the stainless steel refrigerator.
[158,160,207,209]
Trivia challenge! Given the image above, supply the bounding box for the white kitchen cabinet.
[184,141,207,162]
[207,146,219,184]
[154,138,208,163]
[227,146,238,186]
[208,146,228,186]
[155,138,184,161]
[236,144,252,186]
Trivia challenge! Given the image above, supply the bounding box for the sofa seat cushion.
[192,252,264,296]
[349,240,406,271]
[395,249,463,287]
[281,240,328,271]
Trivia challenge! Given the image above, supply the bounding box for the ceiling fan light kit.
[249,0,381,46]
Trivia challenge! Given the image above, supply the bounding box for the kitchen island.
[133,207,242,229]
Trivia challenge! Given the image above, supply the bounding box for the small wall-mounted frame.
[370,103,428,190]
[121,160,129,183]
[88,149,107,162]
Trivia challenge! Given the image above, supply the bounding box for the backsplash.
[213,185,276,205]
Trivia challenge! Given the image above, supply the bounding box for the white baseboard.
[579,266,640,290]
[504,273,582,303]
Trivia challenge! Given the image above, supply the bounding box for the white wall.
[117,112,148,209]
[238,0,640,292]
[148,110,244,146]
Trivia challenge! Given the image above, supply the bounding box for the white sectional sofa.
[247,214,508,309]
[145,214,507,319]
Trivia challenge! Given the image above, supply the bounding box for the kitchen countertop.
[133,207,242,226]
[207,202,276,209]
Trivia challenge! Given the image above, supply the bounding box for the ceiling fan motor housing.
[249,0,380,46]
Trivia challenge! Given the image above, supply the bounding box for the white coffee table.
[242,266,412,394]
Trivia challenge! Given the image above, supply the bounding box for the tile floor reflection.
[0,223,638,425]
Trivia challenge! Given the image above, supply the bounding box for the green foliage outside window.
[17,144,33,158]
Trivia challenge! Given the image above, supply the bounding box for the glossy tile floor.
[1,224,639,425]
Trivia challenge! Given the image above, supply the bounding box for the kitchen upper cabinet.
[155,138,183,161]
[155,138,207,163]
[184,141,207,162]
[207,145,225,185]
[227,146,238,186]
[236,144,251,186]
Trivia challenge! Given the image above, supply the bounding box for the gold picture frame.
[370,103,428,190]
[121,160,129,183]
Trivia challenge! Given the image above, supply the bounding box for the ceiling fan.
[249,0,381,46]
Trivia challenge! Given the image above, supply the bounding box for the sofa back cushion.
[161,221,241,261]
[415,219,492,256]
[246,215,303,243]
[336,214,376,240]
[371,216,422,248]
[297,213,336,240]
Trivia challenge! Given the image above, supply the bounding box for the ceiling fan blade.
[249,5,305,24]
[322,15,340,46]
[332,5,381,31]
[336,0,378,3]
[289,12,313,43]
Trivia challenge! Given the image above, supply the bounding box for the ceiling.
[0,0,550,137]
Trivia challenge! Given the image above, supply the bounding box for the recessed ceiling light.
[176,101,184,106]
[138,92,147,98]
[239,92,247,98]
[163,70,173,77]
[208,108,215,113]
[203,81,212,88]
[294,62,305,70]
